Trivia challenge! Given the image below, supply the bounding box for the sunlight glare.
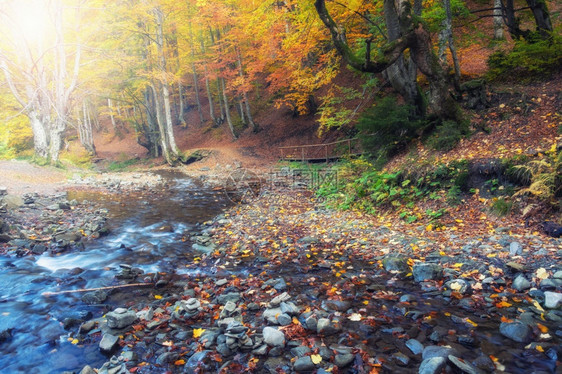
[9,0,50,46]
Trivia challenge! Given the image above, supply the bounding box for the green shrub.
[491,197,513,216]
[426,120,469,151]
[357,97,425,158]
[487,33,562,81]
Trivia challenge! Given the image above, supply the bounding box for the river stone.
[293,356,315,371]
[3,195,23,209]
[82,290,108,305]
[317,318,339,335]
[413,263,442,282]
[263,308,283,324]
[406,339,424,355]
[79,366,96,374]
[422,345,456,360]
[270,292,290,306]
[509,242,523,256]
[106,309,137,329]
[217,292,241,304]
[0,186,7,195]
[99,333,119,353]
[185,350,212,374]
[280,301,300,315]
[448,355,485,374]
[499,321,532,343]
[544,292,562,309]
[383,256,408,272]
[512,274,531,291]
[263,327,285,347]
[393,352,410,366]
[419,357,447,374]
[334,353,355,368]
[445,279,469,294]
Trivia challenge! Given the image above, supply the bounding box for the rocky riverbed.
[1,173,561,374]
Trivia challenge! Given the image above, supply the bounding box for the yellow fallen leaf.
[532,299,545,312]
[292,317,301,325]
[154,295,162,300]
[536,345,544,353]
[537,323,548,333]
[449,282,463,291]
[71,338,79,345]
[174,359,186,365]
[426,224,433,231]
[192,328,206,338]
[465,318,478,327]
[348,313,362,321]
[453,263,464,268]
[311,354,322,365]
[536,268,548,280]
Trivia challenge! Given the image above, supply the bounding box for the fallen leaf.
[154,295,162,300]
[174,359,186,365]
[311,354,322,365]
[348,313,362,321]
[192,328,206,338]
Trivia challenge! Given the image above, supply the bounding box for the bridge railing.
[279,138,362,162]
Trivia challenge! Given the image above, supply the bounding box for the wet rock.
[540,278,562,289]
[445,279,470,294]
[99,334,119,354]
[509,242,523,256]
[79,320,96,335]
[270,292,290,306]
[136,307,154,321]
[63,317,83,330]
[419,357,447,374]
[293,356,315,371]
[406,339,424,355]
[82,290,108,305]
[499,321,532,343]
[506,262,526,272]
[157,352,179,365]
[422,345,456,360]
[217,292,241,304]
[106,308,137,329]
[31,244,48,255]
[322,300,351,312]
[305,316,317,331]
[544,291,562,309]
[215,279,228,287]
[290,346,311,357]
[184,350,212,374]
[512,274,531,291]
[79,366,97,374]
[383,256,408,272]
[263,327,285,347]
[413,263,442,282]
[317,318,340,335]
[448,355,485,374]
[280,301,300,315]
[334,353,355,368]
[0,328,13,342]
[392,352,410,366]
[263,308,283,324]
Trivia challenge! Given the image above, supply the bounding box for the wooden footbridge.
[279,138,362,162]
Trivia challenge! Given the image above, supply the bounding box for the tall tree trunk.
[151,84,172,164]
[236,47,258,131]
[189,23,204,125]
[315,0,461,123]
[493,0,504,39]
[525,0,553,38]
[220,77,237,139]
[439,0,461,90]
[154,7,179,161]
[29,110,50,159]
[204,64,217,125]
[383,0,425,116]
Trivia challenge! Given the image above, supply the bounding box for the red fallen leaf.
[129,368,138,373]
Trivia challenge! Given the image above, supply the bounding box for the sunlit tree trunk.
[493,0,504,40]
[236,47,257,132]
[220,77,237,139]
[154,7,179,162]
[189,23,204,125]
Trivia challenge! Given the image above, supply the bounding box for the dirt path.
[0,160,72,196]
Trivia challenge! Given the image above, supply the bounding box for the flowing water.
[0,173,231,373]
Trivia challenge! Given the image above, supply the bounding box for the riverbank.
[75,184,561,373]
[1,164,561,373]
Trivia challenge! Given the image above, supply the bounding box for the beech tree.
[0,0,84,163]
[314,0,462,123]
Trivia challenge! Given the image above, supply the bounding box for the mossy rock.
[180,150,212,165]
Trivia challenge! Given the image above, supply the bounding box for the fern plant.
[513,143,561,204]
